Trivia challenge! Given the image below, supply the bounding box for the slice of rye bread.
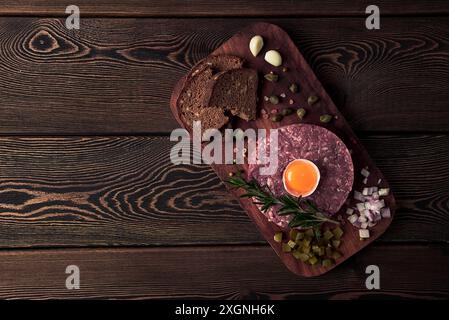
[178,55,243,130]
[203,68,258,122]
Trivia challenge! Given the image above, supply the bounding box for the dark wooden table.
[0,1,448,299]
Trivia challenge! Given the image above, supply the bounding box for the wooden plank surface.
[0,244,447,299]
[0,135,447,248]
[0,17,449,134]
[1,1,449,17]
[171,21,396,277]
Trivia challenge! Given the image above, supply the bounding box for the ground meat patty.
[248,124,354,228]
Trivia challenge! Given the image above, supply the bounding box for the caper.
[308,95,319,105]
[320,114,333,123]
[281,108,294,116]
[289,83,298,93]
[264,73,279,82]
[269,95,279,104]
[296,108,306,119]
[271,114,283,122]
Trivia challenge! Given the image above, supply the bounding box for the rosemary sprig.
[227,173,339,228]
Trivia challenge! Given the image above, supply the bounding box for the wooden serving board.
[170,22,396,277]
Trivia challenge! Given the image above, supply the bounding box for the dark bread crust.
[178,55,244,130]
[202,68,258,122]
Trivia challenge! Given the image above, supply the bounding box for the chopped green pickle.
[283,225,345,267]
[274,232,283,243]
[332,251,342,260]
[318,238,328,247]
[332,227,344,239]
[305,229,314,237]
[289,229,299,241]
[318,247,325,256]
[332,240,341,248]
[287,240,297,249]
[308,256,318,265]
[282,243,292,252]
[298,253,310,262]
[322,259,333,268]
[303,238,311,247]
[292,250,302,260]
[323,230,334,240]
[295,232,304,241]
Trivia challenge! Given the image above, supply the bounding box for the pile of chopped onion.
[346,168,391,239]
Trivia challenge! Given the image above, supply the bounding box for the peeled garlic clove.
[249,35,264,57]
[264,50,282,67]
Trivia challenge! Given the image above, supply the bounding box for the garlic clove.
[264,50,282,67]
[249,35,264,57]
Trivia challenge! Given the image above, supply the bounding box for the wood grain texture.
[0,17,449,133]
[0,245,447,299]
[1,0,449,17]
[0,135,447,248]
[171,22,398,277]
[170,22,396,277]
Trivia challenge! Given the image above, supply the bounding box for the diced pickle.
[308,256,318,265]
[274,232,283,243]
[282,225,345,267]
[332,251,342,260]
[298,253,310,262]
[322,259,333,268]
[318,247,325,256]
[292,250,301,260]
[318,238,328,247]
[332,227,344,239]
[323,230,334,240]
[287,240,297,249]
[295,232,304,241]
[282,243,292,252]
[305,229,314,237]
[303,238,311,247]
[289,229,299,241]
[332,240,341,248]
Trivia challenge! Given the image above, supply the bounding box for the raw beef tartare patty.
[248,124,354,228]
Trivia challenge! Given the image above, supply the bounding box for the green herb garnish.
[227,173,339,229]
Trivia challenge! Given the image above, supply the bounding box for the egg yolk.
[283,159,320,197]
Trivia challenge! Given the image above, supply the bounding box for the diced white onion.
[370,199,385,212]
[361,168,370,177]
[359,229,370,239]
[356,202,366,212]
[362,187,370,196]
[361,222,368,229]
[348,214,358,224]
[354,191,365,201]
[346,208,354,215]
[381,207,391,218]
[378,188,390,196]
